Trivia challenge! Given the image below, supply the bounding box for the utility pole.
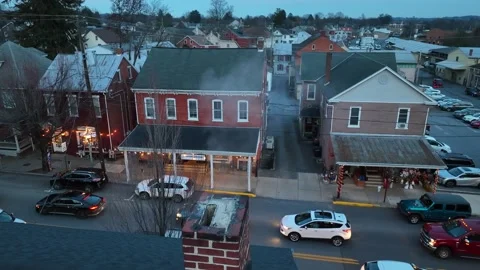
[76,15,107,173]
[415,52,423,84]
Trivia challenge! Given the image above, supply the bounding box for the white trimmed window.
[92,96,101,118]
[396,108,410,129]
[187,98,198,121]
[127,66,133,79]
[238,100,248,122]
[166,98,176,120]
[67,95,79,117]
[348,107,361,128]
[144,97,155,119]
[212,99,223,122]
[43,94,55,116]
[307,84,316,100]
[117,69,122,82]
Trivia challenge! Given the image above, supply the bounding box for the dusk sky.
[84,0,480,18]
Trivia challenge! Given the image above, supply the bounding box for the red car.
[471,120,480,128]
[433,78,444,88]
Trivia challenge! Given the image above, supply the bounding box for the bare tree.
[106,91,205,236]
[207,0,233,24]
[0,55,80,171]
[110,0,147,48]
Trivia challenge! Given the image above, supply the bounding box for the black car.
[453,108,480,119]
[465,87,480,97]
[439,152,476,169]
[35,191,106,218]
[50,168,108,193]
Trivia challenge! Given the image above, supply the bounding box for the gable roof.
[460,47,480,58]
[90,28,121,44]
[273,43,292,55]
[0,223,298,270]
[239,26,270,38]
[430,47,459,54]
[39,53,124,92]
[184,35,213,46]
[0,41,52,89]
[275,28,291,35]
[292,33,321,54]
[132,48,265,91]
[164,27,196,44]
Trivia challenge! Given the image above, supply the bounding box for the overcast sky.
[84,0,480,18]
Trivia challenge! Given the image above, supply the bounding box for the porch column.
[209,154,214,189]
[173,153,177,176]
[124,151,130,182]
[247,156,252,192]
[14,135,20,153]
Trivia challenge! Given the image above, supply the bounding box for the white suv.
[135,175,195,203]
[280,210,351,246]
[424,135,452,153]
[361,260,424,270]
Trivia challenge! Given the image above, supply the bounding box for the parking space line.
[124,194,135,201]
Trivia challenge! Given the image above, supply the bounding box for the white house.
[205,32,239,48]
[273,29,296,44]
[293,31,311,44]
[84,28,121,49]
[273,43,292,75]
[228,19,244,29]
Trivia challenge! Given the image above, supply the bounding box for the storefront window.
[77,126,97,149]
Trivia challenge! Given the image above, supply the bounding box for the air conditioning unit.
[397,123,407,129]
[265,136,275,150]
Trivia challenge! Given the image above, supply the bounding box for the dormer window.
[312,44,316,50]
[329,44,334,51]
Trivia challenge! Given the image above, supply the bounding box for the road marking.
[293,252,359,265]
[433,125,451,135]
[124,194,135,201]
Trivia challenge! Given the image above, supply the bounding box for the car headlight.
[176,212,182,218]
[429,239,436,246]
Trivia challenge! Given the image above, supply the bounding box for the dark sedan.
[35,191,106,218]
[466,87,480,97]
[453,108,480,119]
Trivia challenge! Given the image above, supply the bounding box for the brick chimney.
[470,49,474,56]
[257,37,264,52]
[182,193,250,270]
[325,52,332,84]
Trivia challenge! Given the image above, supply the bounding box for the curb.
[437,188,480,196]
[203,189,256,198]
[0,170,51,178]
[332,200,380,208]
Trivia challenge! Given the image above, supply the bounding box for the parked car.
[433,78,444,88]
[0,209,26,224]
[463,112,480,123]
[439,167,480,188]
[135,175,195,202]
[453,108,480,119]
[420,218,480,259]
[424,89,442,95]
[465,87,480,97]
[35,191,106,218]
[50,168,108,193]
[424,135,452,153]
[419,84,435,92]
[361,261,424,270]
[280,210,351,246]
[397,193,471,224]
[439,153,476,169]
[471,120,480,128]
[426,93,446,100]
[441,102,474,112]
[438,98,461,107]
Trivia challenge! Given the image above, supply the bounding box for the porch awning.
[436,60,466,70]
[118,125,260,156]
[331,134,447,169]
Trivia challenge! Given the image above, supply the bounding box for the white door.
[303,221,322,238]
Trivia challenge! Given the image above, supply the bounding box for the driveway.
[261,75,319,179]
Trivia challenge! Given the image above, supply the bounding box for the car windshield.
[148,179,158,187]
[448,167,463,177]
[442,220,468,238]
[419,194,433,207]
[294,212,312,226]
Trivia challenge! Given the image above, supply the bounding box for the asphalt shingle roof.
[0,223,298,270]
[331,134,447,169]
[132,48,265,91]
[430,47,458,54]
[119,125,260,155]
[90,28,121,44]
[0,41,52,89]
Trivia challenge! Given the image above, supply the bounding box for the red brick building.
[426,28,456,45]
[119,47,267,190]
[292,33,345,66]
[176,35,219,48]
[223,27,269,48]
[38,52,138,157]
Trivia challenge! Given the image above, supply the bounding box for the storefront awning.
[331,134,447,169]
[436,60,466,70]
[118,125,260,156]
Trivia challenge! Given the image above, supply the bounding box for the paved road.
[1,174,478,270]
[263,75,319,179]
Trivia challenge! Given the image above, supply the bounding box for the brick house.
[38,51,138,157]
[1,193,298,270]
[426,28,455,45]
[176,35,219,48]
[118,47,267,191]
[300,52,445,184]
[224,27,269,48]
[0,41,51,156]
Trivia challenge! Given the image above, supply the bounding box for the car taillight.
[35,205,40,209]
[89,205,99,210]
[343,229,351,233]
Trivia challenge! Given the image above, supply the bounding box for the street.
[1,173,478,270]
[263,75,320,179]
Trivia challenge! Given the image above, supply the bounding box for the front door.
[425,204,445,221]
[457,233,480,257]
[303,221,322,238]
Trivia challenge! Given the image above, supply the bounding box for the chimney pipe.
[470,49,473,56]
[325,52,332,83]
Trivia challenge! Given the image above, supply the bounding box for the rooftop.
[425,192,469,205]
[460,47,480,58]
[385,37,446,54]
[89,28,121,44]
[273,43,292,55]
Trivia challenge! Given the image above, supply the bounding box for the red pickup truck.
[420,218,480,259]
